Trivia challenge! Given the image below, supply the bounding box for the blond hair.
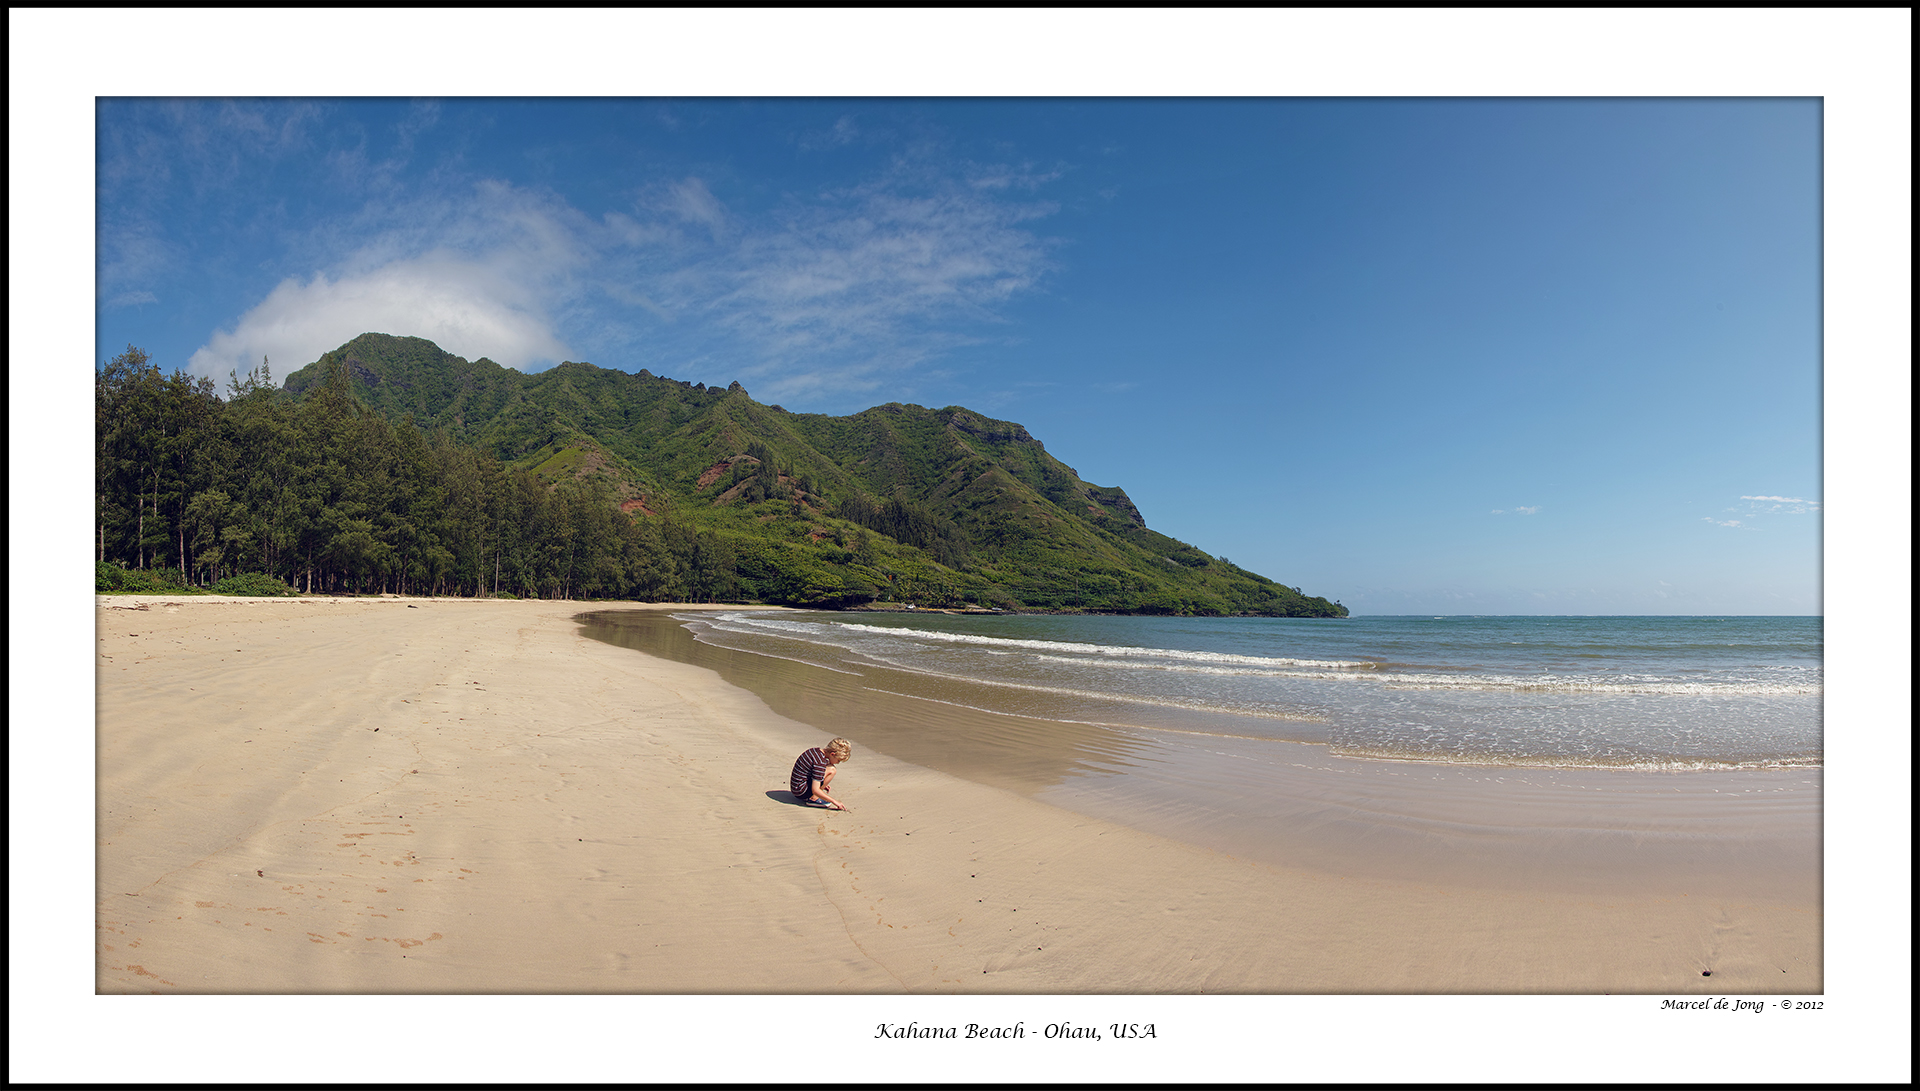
[825,738,852,762]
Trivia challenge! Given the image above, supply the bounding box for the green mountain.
[282,333,1345,616]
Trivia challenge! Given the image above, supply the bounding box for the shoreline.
[584,608,1821,903]
[98,596,1819,993]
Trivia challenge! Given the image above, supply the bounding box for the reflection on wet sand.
[577,609,1156,796]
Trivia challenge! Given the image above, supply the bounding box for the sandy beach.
[94,595,1819,995]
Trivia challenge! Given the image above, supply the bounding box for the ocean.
[649,611,1821,771]
[579,609,1822,896]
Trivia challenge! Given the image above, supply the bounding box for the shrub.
[493,590,519,599]
[97,562,193,593]
[211,572,296,597]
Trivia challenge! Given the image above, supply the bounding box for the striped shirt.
[790,747,832,799]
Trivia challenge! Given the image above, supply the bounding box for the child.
[790,738,852,810]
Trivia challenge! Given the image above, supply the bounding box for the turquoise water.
[676,612,1822,770]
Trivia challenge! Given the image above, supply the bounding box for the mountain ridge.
[282,333,1346,616]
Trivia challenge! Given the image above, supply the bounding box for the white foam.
[851,652,1328,723]
[686,638,864,676]
[833,621,1377,670]
[1371,673,1822,696]
[1324,745,1823,772]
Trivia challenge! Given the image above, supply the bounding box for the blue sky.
[95,96,1823,615]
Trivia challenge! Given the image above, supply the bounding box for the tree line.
[95,347,740,600]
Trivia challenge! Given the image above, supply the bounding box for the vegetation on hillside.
[96,335,1347,616]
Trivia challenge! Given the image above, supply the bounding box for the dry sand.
[94,594,1819,995]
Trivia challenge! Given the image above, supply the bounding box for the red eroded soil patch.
[697,455,759,489]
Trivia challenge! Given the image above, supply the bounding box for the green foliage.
[211,572,296,597]
[526,444,588,481]
[96,561,194,594]
[99,334,1348,617]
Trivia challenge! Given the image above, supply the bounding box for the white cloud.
[1703,517,1748,528]
[1736,494,1822,515]
[106,290,157,308]
[188,180,583,380]
[188,257,572,380]
[1491,505,1541,515]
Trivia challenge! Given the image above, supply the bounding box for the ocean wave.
[684,629,867,676]
[706,613,834,637]
[699,613,1820,696]
[833,622,1378,670]
[969,650,1821,696]
[1323,743,1824,772]
[664,612,1820,771]
[851,653,1329,723]
[1370,673,1822,696]
[1010,651,1363,679]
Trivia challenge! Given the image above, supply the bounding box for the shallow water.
[577,610,1822,901]
[666,611,1822,770]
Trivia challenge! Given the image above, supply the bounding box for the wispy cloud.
[966,163,1064,192]
[98,99,325,197]
[1700,494,1822,527]
[1491,505,1541,515]
[797,115,860,151]
[1740,494,1822,513]
[604,161,1058,401]
[98,99,330,315]
[324,100,441,196]
[95,222,174,305]
[136,108,1060,398]
[658,177,730,240]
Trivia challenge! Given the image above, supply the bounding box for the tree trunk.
[153,469,163,570]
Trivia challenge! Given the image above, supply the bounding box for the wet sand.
[585,610,1822,903]
[95,596,1818,994]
